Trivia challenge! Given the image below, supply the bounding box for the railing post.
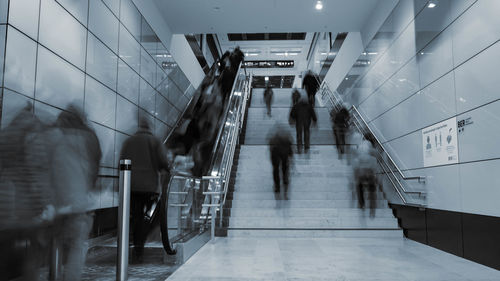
[48,235,61,281]
[117,159,132,281]
[210,179,216,242]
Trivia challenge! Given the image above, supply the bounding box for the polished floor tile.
[165,237,500,281]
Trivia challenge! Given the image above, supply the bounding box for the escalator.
[151,50,251,260]
[82,50,250,280]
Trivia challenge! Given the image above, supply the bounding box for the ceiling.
[154,0,382,34]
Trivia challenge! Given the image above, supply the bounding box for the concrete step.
[227,229,402,238]
[229,207,394,218]
[231,191,385,200]
[228,217,398,228]
[229,199,388,208]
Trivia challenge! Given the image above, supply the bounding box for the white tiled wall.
[0,0,195,210]
[343,0,500,217]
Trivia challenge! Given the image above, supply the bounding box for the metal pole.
[48,236,60,281]
[117,159,131,281]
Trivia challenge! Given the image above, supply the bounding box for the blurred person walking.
[268,124,293,200]
[332,105,350,158]
[302,70,320,108]
[0,103,55,281]
[51,104,102,280]
[120,117,170,262]
[291,88,301,106]
[263,85,274,117]
[352,135,379,217]
[289,97,317,154]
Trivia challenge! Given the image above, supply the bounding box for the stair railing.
[318,80,426,207]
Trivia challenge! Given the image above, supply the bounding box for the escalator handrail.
[208,62,244,171]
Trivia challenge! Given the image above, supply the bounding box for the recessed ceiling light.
[315,0,323,10]
[213,6,221,11]
[427,1,437,8]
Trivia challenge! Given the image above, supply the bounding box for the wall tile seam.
[54,0,89,28]
[5,24,184,117]
[82,0,91,126]
[370,38,500,138]
[5,22,157,104]
[379,156,500,174]
[367,35,499,125]
[344,1,430,101]
[355,0,478,107]
[0,84,172,136]
[53,0,183,98]
[100,0,119,20]
[0,23,8,91]
[379,96,500,147]
[32,0,43,111]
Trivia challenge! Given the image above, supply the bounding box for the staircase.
[224,88,401,237]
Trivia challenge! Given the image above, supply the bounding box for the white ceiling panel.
[154,0,382,34]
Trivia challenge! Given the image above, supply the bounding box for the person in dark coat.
[302,71,320,108]
[289,98,317,153]
[268,124,293,200]
[291,88,301,106]
[263,85,274,117]
[332,106,350,158]
[120,117,170,261]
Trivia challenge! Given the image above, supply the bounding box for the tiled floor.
[165,237,500,281]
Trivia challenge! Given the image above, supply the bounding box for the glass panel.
[166,79,184,107]
[4,27,37,97]
[156,64,167,90]
[56,0,88,26]
[8,0,40,40]
[0,25,6,86]
[0,89,32,129]
[155,43,170,67]
[86,33,118,90]
[89,0,119,54]
[93,122,116,167]
[140,46,156,85]
[166,105,180,127]
[103,0,120,17]
[120,0,141,40]
[35,46,85,110]
[114,131,128,168]
[154,119,169,140]
[117,60,139,104]
[34,100,62,124]
[139,77,155,115]
[139,108,154,132]
[115,94,137,135]
[155,94,176,126]
[39,0,87,70]
[140,17,157,56]
[118,24,140,73]
[0,0,8,23]
[85,75,116,128]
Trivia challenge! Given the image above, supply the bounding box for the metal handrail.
[166,66,250,241]
[209,63,243,161]
[319,80,426,206]
[350,105,425,183]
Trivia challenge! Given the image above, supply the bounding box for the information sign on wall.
[422,117,458,167]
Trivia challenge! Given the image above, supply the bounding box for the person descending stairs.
[225,87,401,237]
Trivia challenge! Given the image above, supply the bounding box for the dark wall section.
[390,204,500,270]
